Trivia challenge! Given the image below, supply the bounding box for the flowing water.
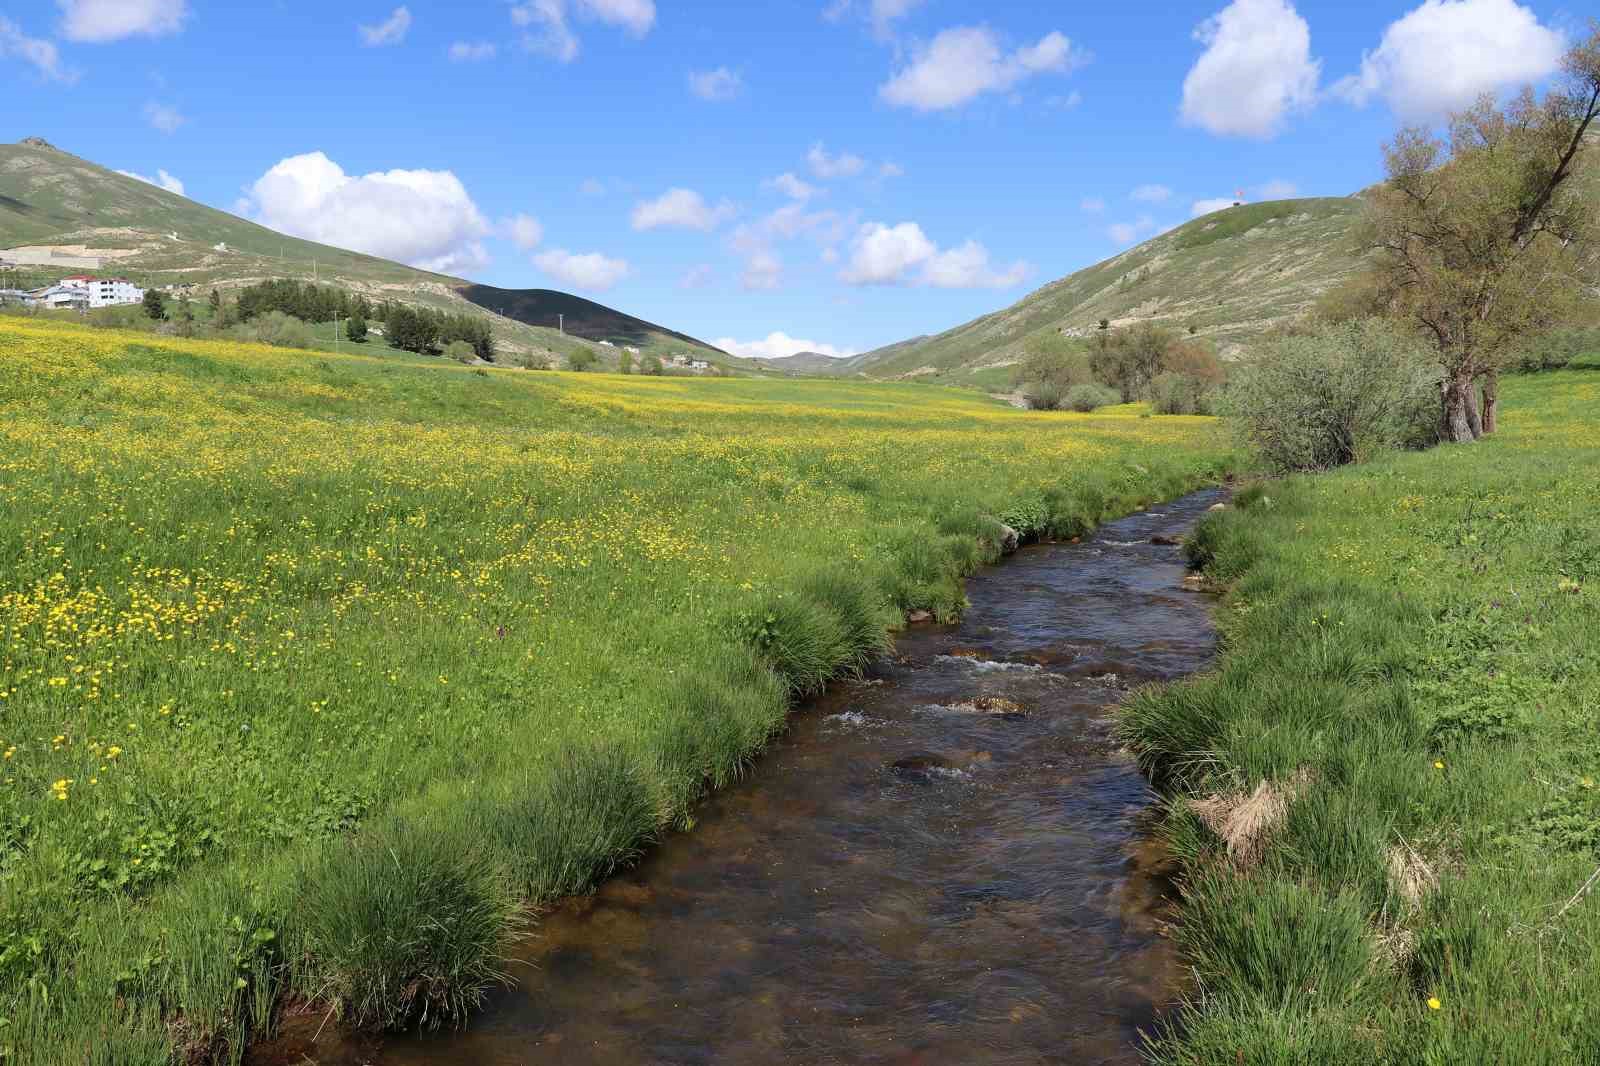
[258,488,1225,1066]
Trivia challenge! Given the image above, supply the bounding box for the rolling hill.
[0,138,729,367]
[845,197,1367,382]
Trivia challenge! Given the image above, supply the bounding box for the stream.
[258,487,1225,1065]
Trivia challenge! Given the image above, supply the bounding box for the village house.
[55,275,145,309]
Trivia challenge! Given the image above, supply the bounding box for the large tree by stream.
[1367,26,1600,442]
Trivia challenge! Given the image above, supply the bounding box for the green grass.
[0,316,1237,1063]
[1120,359,1600,1063]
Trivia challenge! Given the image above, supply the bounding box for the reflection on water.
[255,490,1225,1066]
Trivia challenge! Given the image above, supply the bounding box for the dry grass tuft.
[1188,769,1313,869]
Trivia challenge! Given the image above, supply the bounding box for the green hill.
[0,138,731,368]
[848,197,1366,382]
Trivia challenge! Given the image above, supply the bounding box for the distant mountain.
[839,198,1366,381]
[749,350,860,374]
[460,285,723,355]
[0,138,726,366]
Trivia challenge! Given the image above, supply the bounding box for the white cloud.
[1257,178,1298,198]
[1332,0,1564,120]
[534,248,631,291]
[449,41,497,61]
[631,188,736,232]
[1180,0,1319,138]
[241,151,491,275]
[143,101,186,134]
[688,66,742,101]
[878,161,905,179]
[502,213,544,250]
[0,16,73,82]
[767,172,819,201]
[679,264,714,288]
[840,221,1027,288]
[1191,198,1237,217]
[921,240,1030,289]
[1108,215,1159,243]
[1080,196,1106,213]
[824,0,926,39]
[741,250,784,291]
[1130,183,1173,203]
[714,331,857,359]
[1045,90,1083,111]
[880,27,1085,112]
[359,6,410,47]
[806,142,866,179]
[511,0,655,61]
[57,0,186,42]
[117,168,185,195]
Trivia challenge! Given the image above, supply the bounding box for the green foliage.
[141,289,165,321]
[1224,318,1440,472]
[444,340,476,364]
[639,353,664,375]
[619,350,634,374]
[1175,200,1312,250]
[567,347,598,372]
[1122,366,1600,1062]
[230,310,313,350]
[345,313,368,343]
[1064,383,1120,412]
[1149,372,1214,415]
[1022,380,1064,410]
[1091,322,1176,402]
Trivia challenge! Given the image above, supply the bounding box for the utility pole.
[558,313,564,335]
[334,311,340,355]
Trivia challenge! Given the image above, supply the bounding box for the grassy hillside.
[851,198,1364,383]
[0,316,1235,1063]
[0,139,729,369]
[1122,359,1600,1062]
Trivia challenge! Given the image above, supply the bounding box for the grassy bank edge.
[25,458,1238,1065]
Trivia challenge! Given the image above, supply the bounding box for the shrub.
[1223,319,1439,472]
[1149,371,1216,415]
[232,311,312,350]
[1023,380,1064,410]
[346,313,368,343]
[297,814,522,1031]
[1508,326,1600,372]
[444,339,476,364]
[1064,383,1121,412]
[567,348,598,372]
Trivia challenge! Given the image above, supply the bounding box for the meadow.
[0,317,1235,1063]
[1122,357,1600,1063]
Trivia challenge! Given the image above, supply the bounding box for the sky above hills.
[0,0,1582,357]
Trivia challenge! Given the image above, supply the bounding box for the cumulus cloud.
[1108,215,1159,243]
[688,66,742,101]
[449,41,497,61]
[143,101,186,134]
[767,172,819,201]
[117,168,185,195]
[1130,183,1173,203]
[840,221,1027,288]
[631,188,736,232]
[241,151,491,275]
[359,6,410,46]
[57,0,187,42]
[511,0,655,61]
[1191,198,1237,217]
[880,27,1085,112]
[714,331,857,359]
[806,142,866,179]
[502,213,544,250]
[824,0,925,40]
[0,16,74,82]
[1332,0,1564,120]
[1180,0,1319,138]
[741,250,784,291]
[534,248,631,290]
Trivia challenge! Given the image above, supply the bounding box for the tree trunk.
[1481,374,1498,436]
[1464,380,1483,439]
[1442,375,1479,443]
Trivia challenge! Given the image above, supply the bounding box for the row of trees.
[375,300,496,361]
[235,280,374,325]
[1013,325,1225,414]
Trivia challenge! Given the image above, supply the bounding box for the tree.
[567,347,598,372]
[142,289,167,321]
[208,288,221,319]
[444,340,476,364]
[1091,322,1175,402]
[619,350,634,374]
[346,313,368,343]
[639,354,664,376]
[1013,333,1092,393]
[1366,26,1600,441]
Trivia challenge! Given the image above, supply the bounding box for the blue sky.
[0,0,1582,357]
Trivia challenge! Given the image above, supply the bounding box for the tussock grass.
[1122,361,1600,1063]
[0,317,1237,1060]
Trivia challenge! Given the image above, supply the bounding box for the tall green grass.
[1122,363,1600,1063]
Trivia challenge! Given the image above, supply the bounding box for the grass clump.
[1122,361,1600,1063]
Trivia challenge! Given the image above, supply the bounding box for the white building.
[57,275,145,309]
[689,359,711,370]
[37,285,88,310]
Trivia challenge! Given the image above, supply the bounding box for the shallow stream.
[258,488,1225,1065]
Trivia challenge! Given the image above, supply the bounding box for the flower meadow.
[0,317,1235,1062]
[1121,358,1600,1063]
